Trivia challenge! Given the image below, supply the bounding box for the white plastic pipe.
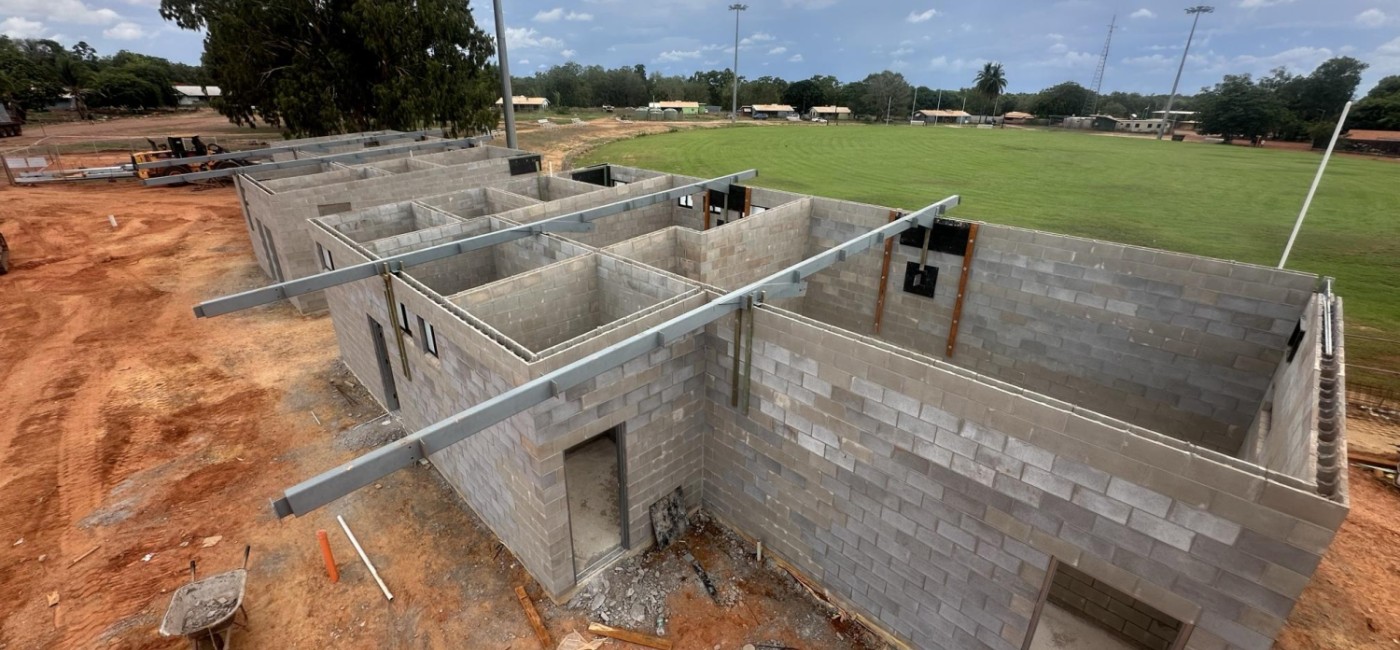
[1279,101,1351,269]
[337,515,393,601]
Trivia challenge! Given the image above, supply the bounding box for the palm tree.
[55,56,93,121]
[973,62,1008,118]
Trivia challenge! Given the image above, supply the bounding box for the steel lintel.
[134,130,433,170]
[142,135,490,187]
[194,170,759,318]
[270,193,960,518]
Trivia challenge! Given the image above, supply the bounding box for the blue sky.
[3,0,1398,94]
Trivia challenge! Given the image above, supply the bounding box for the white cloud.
[928,56,986,72]
[1239,0,1294,7]
[960,23,973,32]
[906,8,937,23]
[740,32,775,45]
[1372,36,1400,74]
[1,0,120,24]
[520,58,531,65]
[1130,8,1156,19]
[788,53,804,62]
[560,49,576,58]
[768,46,787,55]
[506,27,565,50]
[892,47,914,57]
[657,49,702,62]
[1032,49,1097,68]
[533,7,564,22]
[103,21,147,39]
[0,16,46,38]
[780,0,839,8]
[533,8,592,22]
[1356,9,1389,27]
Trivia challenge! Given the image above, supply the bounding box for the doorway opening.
[367,316,399,411]
[564,427,626,576]
[1026,560,1190,650]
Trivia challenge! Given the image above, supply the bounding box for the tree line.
[0,37,207,119]
[509,61,1200,120]
[1193,57,1398,143]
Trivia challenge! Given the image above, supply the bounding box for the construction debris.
[682,551,718,602]
[515,585,552,648]
[586,622,672,650]
[68,545,100,567]
[648,488,687,550]
[556,631,608,650]
[336,515,392,601]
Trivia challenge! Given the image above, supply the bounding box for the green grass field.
[580,124,1399,387]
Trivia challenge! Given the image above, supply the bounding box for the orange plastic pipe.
[317,529,339,583]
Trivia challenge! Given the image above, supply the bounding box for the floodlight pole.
[1279,101,1351,269]
[492,0,518,149]
[1157,5,1212,141]
[730,4,747,123]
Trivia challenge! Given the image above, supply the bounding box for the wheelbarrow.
[159,545,251,649]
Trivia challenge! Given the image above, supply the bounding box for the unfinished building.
[210,152,1347,650]
[233,136,542,312]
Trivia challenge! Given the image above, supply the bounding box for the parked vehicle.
[752,112,769,120]
[0,104,21,138]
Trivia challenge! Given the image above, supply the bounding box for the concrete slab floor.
[565,434,622,573]
[1030,603,1140,650]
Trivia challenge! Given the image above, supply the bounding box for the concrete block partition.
[793,200,1318,454]
[310,205,711,598]
[702,305,1345,650]
[234,144,531,313]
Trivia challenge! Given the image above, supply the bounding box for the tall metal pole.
[729,4,747,123]
[492,0,517,149]
[1157,5,1213,141]
[1279,101,1352,269]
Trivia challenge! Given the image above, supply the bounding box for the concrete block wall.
[492,175,672,228]
[603,228,688,278]
[796,204,1317,453]
[454,255,601,353]
[493,175,604,202]
[1241,295,1322,481]
[693,198,813,291]
[453,253,692,355]
[702,306,1346,650]
[312,227,560,592]
[524,331,709,595]
[321,202,463,244]
[415,186,543,220]
[312,205,711,599]
[238,156,524,313]
[1048,563,1182,650]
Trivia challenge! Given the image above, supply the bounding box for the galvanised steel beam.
[193,169,760,318]
[271,193,961,518]
[141,135,491,187]
[133,130,433,170]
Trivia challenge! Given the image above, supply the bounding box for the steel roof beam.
[193,169,759,317]
[141,135,491,187]
[133,130,431,170]
[271,193,960,518]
